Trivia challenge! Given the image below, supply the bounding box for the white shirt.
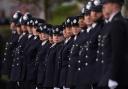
[108,11,119,22]
[28,34,32,39]
[50,43,56,48]
[41,41,47,46]
[92,23,97,28]
[64,37,71,44]
[86,26,92,33]
[74,35,77,41]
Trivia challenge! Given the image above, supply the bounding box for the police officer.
[48,24,54,44]
[24,18,44,89]
[66,16,84,89]
[98,0,128,89]
[1,11,22,79]
[75,0,104,89]
[58,20,74,89]
[36,24,51,89]
[19,13,35,89]
[2,11,22,89]
[43,25,64,89]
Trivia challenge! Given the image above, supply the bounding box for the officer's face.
[41,33,49,41]
[27,26,32,34]
[39,33,41,40]
[63,30,67,38]
[65,27,73,38]
[79,18,85,28]
[32,27,37,35]
[72,26,81,35]
[16,26,21,34]
[49,36,53,44]
[103,3,113,16]
[21,25,27,32]
[103,7,110,19]
[10,22,16,30]
[84,15,93,26]
[53,35,64,43]
[91,11,102,22]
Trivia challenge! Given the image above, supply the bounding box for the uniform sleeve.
[110,20,126,80]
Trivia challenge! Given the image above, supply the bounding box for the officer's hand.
[108,79,118,89]
[63,86,70,89]
[54,87,60,89]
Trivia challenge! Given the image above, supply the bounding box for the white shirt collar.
[12,31,16,34]
[34,36,38,40]
[23,32,26,35]
[92,23,97,28]
[28,34,32,39]
[74,35,77,41]
[50,43,56,48]
[81,29,85,33]
[65,37,71,44]
[41,40,47,46]
[86,26,92,33]
[108,11,119,22]
[105,19,109,23]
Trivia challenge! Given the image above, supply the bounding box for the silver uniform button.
[98,43,100,46]
[69,58,71,61]
[78,68,81,71]
[101,52,104,55]
[17,58,19,60]
[98,35,101,38]
[97,50,99,54]
[4,58,6,61]
[85,63,88,66]
[96,58,99,62]
[5,48,7,50]
[17,63,19,66]
[4,53,6,55]
[12,65,15,67]
[101,60,104,63]
[86,48,88,51]
[78,60,81,63]
[76,44,78,47]
[101,44,104,47]
[68,65,71,68]
[10,42,12,45]
[86,55,88,58]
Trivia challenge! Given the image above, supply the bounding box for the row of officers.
[1,0,128,89]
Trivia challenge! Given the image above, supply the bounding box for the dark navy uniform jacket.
[74,19,104,86]
[43,42,63,88]
[25,35,41,81]
[36,41,51,84]
[1,31,19,77]
[10,32,29,81]
[98,12,128,87]
[53,37,74,87]
[66,29,88,87]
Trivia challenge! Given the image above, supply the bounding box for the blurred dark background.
[0,0,128,88]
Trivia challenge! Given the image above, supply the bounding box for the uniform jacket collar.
[108,11,122,22]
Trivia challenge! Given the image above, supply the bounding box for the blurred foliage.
[0,25,11,41]
[49,4,79,25]
[17,0,40,3]
[0,25,11,56]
